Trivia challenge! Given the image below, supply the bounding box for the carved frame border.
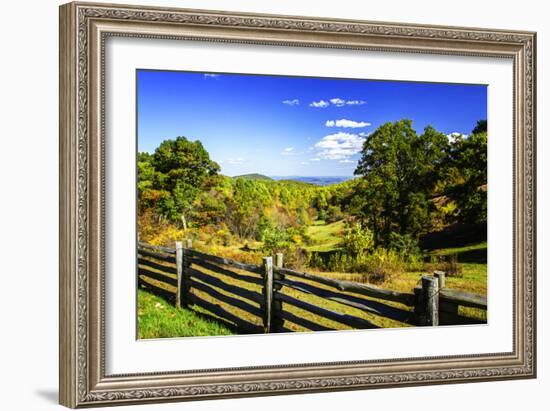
[59,2,536,408]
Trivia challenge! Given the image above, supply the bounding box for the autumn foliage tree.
[138,136,220,228]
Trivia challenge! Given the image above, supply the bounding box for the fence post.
[414,285,422,325]
[183,239,193,307]
[272,253,284,332]
[414,275,439,326]
[424,275,439,326]
[175,241,184,308]
[262,256,274,333]
[275,253,284,269]
[434,270,446,289]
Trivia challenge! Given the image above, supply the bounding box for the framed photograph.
[59,1,536,408]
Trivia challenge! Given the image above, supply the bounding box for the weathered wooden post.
[414,285,422,325]
[272,253,284,332]
[434,270,446,289]
[262,256,274,333]
[175,241,184,308]
[275,253,284,269]
[423,275,439,326]
[414,275,439,326]
[183,239,193,307]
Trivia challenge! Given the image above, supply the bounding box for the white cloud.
[300,161,310,165]
[203,73,220,79]
[282,99,300,106]
[338,159,355,163]
[227,157,245,165]
[325,119,371,128]
[313,132,365,160]
[446,132,468,143]
[345,100,366,105]
[310,98,367,108]
[309,100,330,108]
[329,98,346,107]
[311,158,321,162]
[280,147,295,156]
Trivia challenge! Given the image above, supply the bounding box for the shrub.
[325,205,344,223]
[261,226,291,254]
[194,243,263,265]
[311,248,405,283]
[214,227,232,246]
[141,223,186,247]
[280,246,308,270]
[424,254,463,277]
[195,225,216,244]
[389,232,421,261]
[359,248,405,283]
[317,209,328,222]
[342,223,374,255]
[307,252,325,269]
[326,252,352,272]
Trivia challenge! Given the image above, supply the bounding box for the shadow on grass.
[420,223,486,250]
[455,248,487,264]
[139,285,257,335]
[186,306,239,333]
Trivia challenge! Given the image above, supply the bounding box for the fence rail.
[137,241,487,333]
[187,267,264,305]
[275,277,412,324]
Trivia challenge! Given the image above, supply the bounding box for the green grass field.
[428,241,487,264]
[305,220,345,251]
[138,289,233,338]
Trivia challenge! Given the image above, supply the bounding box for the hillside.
[273,176,353,186]
[233,173,273,181]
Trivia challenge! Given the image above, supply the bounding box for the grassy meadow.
[138,215,487,336]
[138,289,233,338]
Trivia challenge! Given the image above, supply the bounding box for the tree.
[445,122,487,225]
[152,136,220,190]
[138,136,220,227]
[353,120,448,245]
[471,119,487,135]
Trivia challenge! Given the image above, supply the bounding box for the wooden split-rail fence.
[137,241,487,334]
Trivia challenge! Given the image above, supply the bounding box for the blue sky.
[137,70,487,177]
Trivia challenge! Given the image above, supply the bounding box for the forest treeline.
[137,119,487,275]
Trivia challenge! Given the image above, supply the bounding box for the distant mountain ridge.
[233,174,354,186]
[233,173,273,181]
[271,176,354,186]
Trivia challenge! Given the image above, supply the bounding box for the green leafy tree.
[225,178,271,239]
[445,121,487,225]
[471,119,487,135]
[354,120,448,245]
[389,232,420,262]
[139,136,220,227]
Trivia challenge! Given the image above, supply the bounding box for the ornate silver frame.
[59,2,536,408]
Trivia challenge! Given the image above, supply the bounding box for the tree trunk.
[181,212,187,232]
